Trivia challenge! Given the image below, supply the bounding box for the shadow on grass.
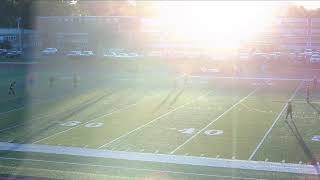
[285,119,320,174]
[153,89,175,112]
[169,88,186,107]
[308,102,320,114]
[10,90,116,145]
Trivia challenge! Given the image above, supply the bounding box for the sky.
[141,1,320,49]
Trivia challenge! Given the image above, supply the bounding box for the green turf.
[0,59,319,179]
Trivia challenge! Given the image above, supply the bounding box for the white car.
[304,49,313,56]
[104,49,140,59]
[104,49,123,57]
[67,51,82,57]
[115,52,139,58]
[42,48,58,55]
[310,54,320,63]
[104,52,117,57]
[80,51,95,57]
[238,52,250,61]
[147,51,163,57]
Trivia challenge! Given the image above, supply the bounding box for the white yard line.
[0,106,25,116]
[0,142,318,176]
[97,91,213,149]
[170,88,259,154]
[0,96,23,104]
[0,156,264,180]
[248,82,303,161]
[32,102,138,144]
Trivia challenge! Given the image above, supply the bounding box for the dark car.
[0,49,7,56]
[5,50,22,58]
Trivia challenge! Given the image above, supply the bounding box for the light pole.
[16,17,22,51]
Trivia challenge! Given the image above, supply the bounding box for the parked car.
[104,49,140,59]
[147,51,163,57]
[253,53,270,61]
[80,51,95,57]
[238,52,250,61]
[115,52,139,58]
[42,48,58,56]
[310,54,320,63]
[67,50,82,57]
[5,50,22,58]
[103,49,122,58]
[0,49,8,56]
[304,49,313,56]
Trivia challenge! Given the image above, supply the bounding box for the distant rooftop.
[0,28,34,34]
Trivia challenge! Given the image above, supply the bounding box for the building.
[35,16,139,53]
[35,16,320,53]
[0,28,40,50]
[255,17,320,50]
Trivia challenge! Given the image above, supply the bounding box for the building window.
[6,36,17,41]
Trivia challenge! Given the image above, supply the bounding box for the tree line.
[1,0,320,29]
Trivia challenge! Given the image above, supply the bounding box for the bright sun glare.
[155,1,279,48]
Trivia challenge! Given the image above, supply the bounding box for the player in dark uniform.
[306,84,311,103]
[8,81,16,96]
[28,74,34,87]
[183,73,189,87]
[173,78,178,89]
[285,101,293,121]
[49,76,55,88]
[73,74,78,88]
[313,76,318,90]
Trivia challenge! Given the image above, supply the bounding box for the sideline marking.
[0,156,264,180]
[0,142,318,176]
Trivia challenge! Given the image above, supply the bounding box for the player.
[49,76,55,88]
[27,73,34,87]
[8,81,16,96]
[73,74,78,88]
[313,76,318,89]
[306,84,311,103]
[173,78,178,89]
[183,73,189,87]
[285,101,293,121]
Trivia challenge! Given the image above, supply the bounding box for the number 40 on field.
[176,128,223,136]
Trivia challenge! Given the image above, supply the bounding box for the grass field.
[0,59,320,179]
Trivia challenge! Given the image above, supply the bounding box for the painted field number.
[204,129,223,136]
[176,128,223,136]
[60,121,103,128]
[60,121,81,127]
[85,122,103,128]
[178,128,196,134]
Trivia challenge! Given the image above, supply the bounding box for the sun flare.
[154,1,277,48]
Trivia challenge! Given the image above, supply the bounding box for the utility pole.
[16,17,22,51]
